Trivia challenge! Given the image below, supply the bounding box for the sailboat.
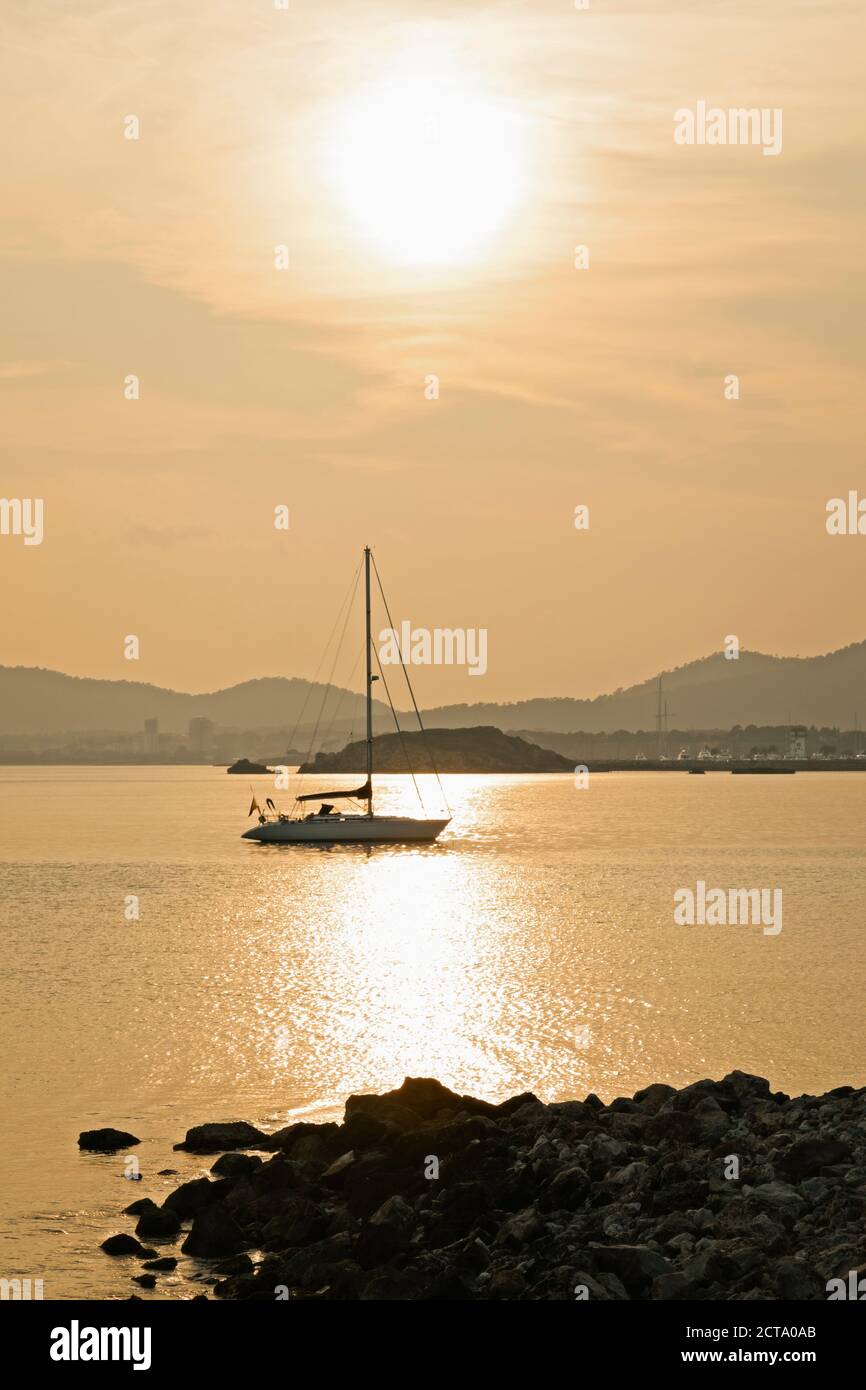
[241,547,451,844]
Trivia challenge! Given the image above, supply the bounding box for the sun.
[326,68,524,268]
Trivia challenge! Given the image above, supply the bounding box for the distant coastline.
[2,755,866,772]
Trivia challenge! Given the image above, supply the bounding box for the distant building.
[144,718,159,756]
[188,717,215,759]
[787,726,808,760]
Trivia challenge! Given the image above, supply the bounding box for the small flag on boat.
[248,796,260,817]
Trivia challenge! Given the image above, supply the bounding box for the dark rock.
[340,1113,391,1150]
[357,1194,418,1268]
[487,1268,527,1299]
[744,1181,806,1220]
[322,1151,356,1187]
[591,1243,672,1292]
[722,1071,772,1100]
[359,1268,426,1300]
[79,1128,140,1152]
[541,1164,591,1212]
[269,1122,344,1162]
[123,1198,157,1216]
[163,1177,226,1219]
[343,1152,415,1220]
[142,1257,177,1271]
[261,1198,328,1251]
[779,1137,852,1179]
[495,1206,544,1248]
[213,1253,254,1276]
[250,1155,306,1196]
[633,1083,677,1112]
[775,1259,824,1300]
[572,1270,621,1300]
[181,1205,249,1258]
[174,1121,269,1153]
[211,1152,263,1179]
[135,1206,182,1239]
[496,1091,542,1116]
[101,1233,150,1257]
[345,1076,497,1125]
[132,1274,156,1289]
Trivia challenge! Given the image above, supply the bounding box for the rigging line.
[286,558,362,758]
[373,642,426,813]
[370,551,451,815]
[287,642,365,809]
[320,641,365,747]
[302,562,362,769]
[287,644,362,800]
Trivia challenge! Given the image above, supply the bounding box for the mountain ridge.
[1,639,864,736]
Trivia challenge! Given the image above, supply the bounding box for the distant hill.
[0,667,391,737]
[2,640,865,738]
[422,643,866,733]
[299,726,574,774]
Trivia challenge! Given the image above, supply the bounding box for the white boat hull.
[242,815,450,844]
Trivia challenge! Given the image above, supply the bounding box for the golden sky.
[1,0,864,704]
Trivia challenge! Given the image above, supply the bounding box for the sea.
[1,766,864,1298]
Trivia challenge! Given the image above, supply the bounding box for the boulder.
[181,1205,249,1258]
[260,1199,328,1252]
[345,1076,497,1126]
[100,1233,150,1257]
[633,1083,677,1112]
[79,1128,140,1152]
[495,1206,544,1249]
[269,1122,344,1162]
[123,1198,156,1216]
[162,1178,226,1219]
[779,1137,852,1179]
[590,1243,672,1292]
[340,1113,392,1150]
[722,1071,772,1101]
[775,1259,824,1300]
[744,1181,806,1219]
[357,1194,418,1268]
[322,1150,356,1187]
[135,1206,182,1239]
[174,1121,269,1154]
[213,1253,254,1277]
[541,1164,591,1211]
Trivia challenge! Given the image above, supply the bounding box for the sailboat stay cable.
[286,558,362,760]
[320,641,364,748]
[287,642,365,814]
[372,642,427,813]
[300,562,362,771]
[370,552,451,815]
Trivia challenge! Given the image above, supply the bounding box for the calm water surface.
[1,766,864,1298]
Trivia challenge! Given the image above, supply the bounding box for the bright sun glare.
[327,70,524,268]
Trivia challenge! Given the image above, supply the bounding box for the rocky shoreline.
[95,1072,866,1300]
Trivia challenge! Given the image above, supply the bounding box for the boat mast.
[364,545,374,815]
